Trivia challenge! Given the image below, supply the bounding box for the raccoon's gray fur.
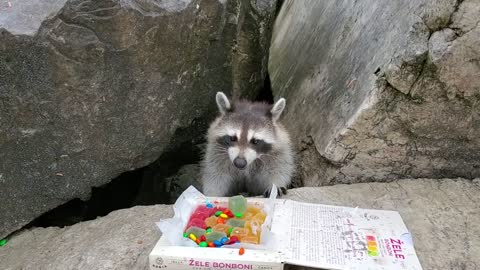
[201,92,294,197]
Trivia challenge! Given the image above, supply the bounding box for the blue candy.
[213,240,223,247]
[220,237,229,244]
[206,203,213,209]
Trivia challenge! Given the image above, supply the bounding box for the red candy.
[185,206,230,230]
[186,217,207,229]
[230,236,239,243]
[200,235,206,242]
[223,209,234,218]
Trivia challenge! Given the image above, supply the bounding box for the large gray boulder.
[269,0,480,186]
[0,179,479,269]
[0,0,277,238]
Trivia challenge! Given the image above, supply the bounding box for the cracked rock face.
[0,0,277,238]
[269,0,480,186]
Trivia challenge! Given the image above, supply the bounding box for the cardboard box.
[149,187,423,270]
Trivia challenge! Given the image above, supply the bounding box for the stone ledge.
[1,178,478,270]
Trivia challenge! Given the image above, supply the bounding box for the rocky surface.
[0,0,277,238]
[269,0,480,186]
[1,178,479,270]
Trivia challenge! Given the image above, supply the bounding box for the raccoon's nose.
[233,157,247,169]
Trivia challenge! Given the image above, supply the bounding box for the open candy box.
[156,185,278,251]
[149,185,423,270]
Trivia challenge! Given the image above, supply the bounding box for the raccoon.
[201,92,294,197]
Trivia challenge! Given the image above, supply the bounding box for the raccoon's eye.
[250,138,261,145]
[229,136,237,142]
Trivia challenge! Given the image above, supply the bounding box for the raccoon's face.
[211,92,286,170]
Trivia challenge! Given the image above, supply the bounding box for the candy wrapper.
[157,185,278,250]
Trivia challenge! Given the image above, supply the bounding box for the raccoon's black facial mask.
[217,135,237,147]
[250,138,272,153]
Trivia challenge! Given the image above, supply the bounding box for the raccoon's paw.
[263,187,287,198]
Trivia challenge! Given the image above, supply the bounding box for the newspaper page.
[271,200,423,270]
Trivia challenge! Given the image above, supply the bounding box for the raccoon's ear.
[271,98,286,122]
[216,92,231,115]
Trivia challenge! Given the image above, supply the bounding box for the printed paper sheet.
[271,200,423,270]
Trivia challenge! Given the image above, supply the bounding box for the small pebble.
[199,241,208,247]
[239,247,245,255]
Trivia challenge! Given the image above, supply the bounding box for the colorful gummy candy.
[183,195,266,247]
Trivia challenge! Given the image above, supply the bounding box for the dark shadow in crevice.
[255,72,274,103]
[29,119,207,228]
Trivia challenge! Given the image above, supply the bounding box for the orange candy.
[239,247,245,255]
[212,224,229,234]
[205,216,218,227]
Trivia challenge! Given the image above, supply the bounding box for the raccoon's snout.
[233,157,247,169]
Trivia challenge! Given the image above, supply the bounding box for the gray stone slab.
[0,178,478,269]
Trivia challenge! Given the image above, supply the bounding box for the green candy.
[228,227,233,236]
[185,226,206,238]
[229,195,247,215]
[234,213,243,218]
[227,218,245,228]
[199,241,208,247]
[206,231,226,242]
[0,239,7,246]
[206,227,212,234]
[183,233,188,238]
[215,211,223,217]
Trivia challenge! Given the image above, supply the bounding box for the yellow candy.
[230,227,248,240]
[242,235,260,244]
[245,220,262,234]
[240,212,253,220]
[219,213,228,219]
[189,233,197,241]
[253,212,266,223]
[247,206,261,216]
